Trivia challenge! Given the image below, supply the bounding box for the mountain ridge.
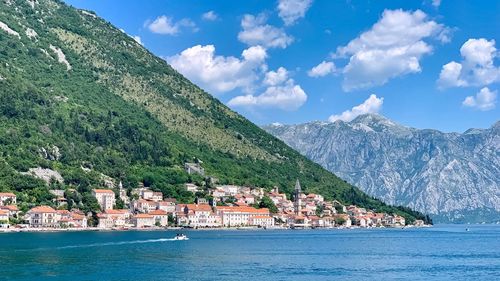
[264,114,500,223]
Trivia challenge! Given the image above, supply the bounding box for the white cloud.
[438,38,500,88]
[264,67,288,86]
[228,67,307,110]
[167,45,266,94]
[462,87,497,111]
[132,35,143,45]
[147,15,197,35]
[278,0,313,26]
[238,14,294,49]
[328,94,384,122]
[432,0,441,7]
[334,9,449,91]
[308,61,335,77]
[202,11,218,21]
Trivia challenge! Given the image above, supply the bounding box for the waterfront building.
[133,214,155,228]
[0,210,9,222]
[217,206,271,227]
[92,189,116,211]
[27,206,60,228]
[97,209,131,228]
[177,204,221,228]
[150,209,169,226]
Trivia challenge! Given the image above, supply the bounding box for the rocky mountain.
[264,114,500,223]
[0,0,426,221]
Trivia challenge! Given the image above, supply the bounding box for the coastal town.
[0,164,425,232]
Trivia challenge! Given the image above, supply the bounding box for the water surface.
[0,225,498,280]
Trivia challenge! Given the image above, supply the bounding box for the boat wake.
[10,238,176,252]
[56,238,175,249]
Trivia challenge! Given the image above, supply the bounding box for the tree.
[258,196,278,214]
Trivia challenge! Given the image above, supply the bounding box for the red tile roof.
[29,206,56,213]
[93,189,114,194]
[0,192,16,197]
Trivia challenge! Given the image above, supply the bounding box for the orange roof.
[105,209,129,215]
[0,192,16,197]
[57,210,71,215]
[29,206,56,213]
[149,209,167,215]
[217,206,269,214]
[71,213,85,220]
[0,205,18,211]
[251,215,272,219]
[93,189,114,194]
[182,204,213,212]
[134,214,153,219]
[0,210,9,215]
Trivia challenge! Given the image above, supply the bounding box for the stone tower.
[294,179,301,215]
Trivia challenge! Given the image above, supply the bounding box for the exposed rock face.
[264,114,500,223]
[21,167,64,184]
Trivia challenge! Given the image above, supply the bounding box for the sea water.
[0,224,498,280]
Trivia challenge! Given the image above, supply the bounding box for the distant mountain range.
[264,114,500,223]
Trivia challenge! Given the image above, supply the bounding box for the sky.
[64,0,500,132]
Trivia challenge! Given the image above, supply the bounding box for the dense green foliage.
[0,0,429,223]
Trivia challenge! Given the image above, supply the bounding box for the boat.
[173,233,189,240]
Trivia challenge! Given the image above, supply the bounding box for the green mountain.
[0,0,428,223]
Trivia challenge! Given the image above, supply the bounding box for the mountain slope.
[264,114,500,223]
[0,0,426,222]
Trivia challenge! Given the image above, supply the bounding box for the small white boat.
[173,234,189,240]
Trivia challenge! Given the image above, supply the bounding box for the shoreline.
[0,224,432,234]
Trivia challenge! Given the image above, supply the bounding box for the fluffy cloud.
[438,38,500,88]
[278,0,313,26]
[462,87,497,111]
[147,15,197,35]
[328,94,384,122]
[228,67,307,110]
[238,14,294,49]
[202,11,218,21]
[264,67,288,86]
[308,61,335,77]
[168,45,267,94]
[334,9,449,91]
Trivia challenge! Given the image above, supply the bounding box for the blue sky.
[65,0,499,132]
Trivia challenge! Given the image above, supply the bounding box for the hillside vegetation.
[0,0,428,223]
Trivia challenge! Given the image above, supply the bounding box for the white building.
[0,210,9,222]
[97,209,131,228]
[176,204,221,228]
[133,214,155,228]
[92,189,116,211]
[150,209,169,226]
[27,206,60,228]
[0,192,16,206]
[185,183,200,193]
[217,206,272,227]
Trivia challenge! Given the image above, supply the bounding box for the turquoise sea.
[0,225,499,281]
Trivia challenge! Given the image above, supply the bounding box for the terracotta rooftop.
[29,206,56,213]
[93,189,114,194]
[0,192,16,197]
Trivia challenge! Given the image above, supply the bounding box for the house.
[0,205,19,217]
[212,188,226,198]
[150,209,169,226]
[414,219,425,226]
[157,199,176,213]
[134,199,157,213]
[97,209,131,228]
[185,183,200,193]
[176,204,221,228]
[243,194,255,205]
[218,185,239,196]
[0,192,16,206]
[27,206,60,228]
[133,214,155,228]
[0,210,9,222]
[151,192,163,202]
[92,189,116,210]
